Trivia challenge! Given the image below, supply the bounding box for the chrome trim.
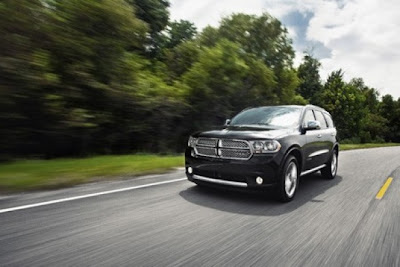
[193,138,253,160]
[219,139,252,150]
[300,164,326,176]
[192,174,248,187]
[308,149,329,158]
[194,146,218,158]
[217,148,252,160]
[196,137,218,147]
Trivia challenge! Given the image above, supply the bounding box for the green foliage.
[297,53,323,103]
[198,26,220,47]
[165,20,197,49]
[163,41,200,81]
[218,13,295,69]
[379,95,400,142]
[318,70,367,139]
[183,40,279,129]
[126,0,169,35]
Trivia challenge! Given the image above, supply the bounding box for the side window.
[314,110,328,129]
[303,109,315,125]
[323,113,334,128]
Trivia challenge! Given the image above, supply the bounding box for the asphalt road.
[1,147,400,266]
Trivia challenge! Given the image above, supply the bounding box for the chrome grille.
[195,147,216,157]
[193,138,252,160]
[220,139,249,149]
[197,138,218,147]
[219,148,251,159]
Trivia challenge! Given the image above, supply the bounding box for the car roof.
[304,104,330,114]
[249,105,329,113]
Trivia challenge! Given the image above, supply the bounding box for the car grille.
[219,148,252,159]
[220,139,249,149]
[194,138,252,160]
[195,147,216,157]
[197,138,218,147]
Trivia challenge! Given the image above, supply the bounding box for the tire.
[321,149,338,179]
[278,155,299,202]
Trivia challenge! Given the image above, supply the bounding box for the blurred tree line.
[0,0,399,159]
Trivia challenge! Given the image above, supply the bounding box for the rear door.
[323,112,337,151]
[311,110,332,165]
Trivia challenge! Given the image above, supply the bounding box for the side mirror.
[224,119,231,126]
[304,120,321,131]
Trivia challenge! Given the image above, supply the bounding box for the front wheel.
[278,155,299,202]
[321,149,338,179]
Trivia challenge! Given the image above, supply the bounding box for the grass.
[0,154,183,191]
[340,143,400,151]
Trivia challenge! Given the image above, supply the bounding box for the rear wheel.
[278,155,299,202]
[321,149,338,179]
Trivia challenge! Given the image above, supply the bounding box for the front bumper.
[185,147,282,190]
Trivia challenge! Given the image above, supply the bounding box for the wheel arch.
[333,143,339,156]
[280,145,303,173]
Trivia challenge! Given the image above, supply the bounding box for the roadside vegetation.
[340,143,400,151]
[1,0,399,161]
[0,154,183,191]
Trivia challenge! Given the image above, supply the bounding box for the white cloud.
[307,0,400,98]
[169,0,297,29]
[169,0,400,98]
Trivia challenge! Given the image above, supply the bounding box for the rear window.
[314,110,328,129]
[324,113,334,128]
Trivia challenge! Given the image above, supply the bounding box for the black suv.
[185,105,339,202]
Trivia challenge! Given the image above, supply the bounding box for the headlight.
[188,136,197,147]
[250,140,281,153]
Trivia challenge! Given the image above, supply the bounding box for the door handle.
[317,134,322,138]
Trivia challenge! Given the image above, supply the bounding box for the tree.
[211,13,302,105]
[0,0,52,156]
[319,70,367,140]
[0,0,151,157]
[126,0,169,35]
[218,13,295,69]
[297,53,323,104]
[183,40,277,130]
[165,20,197,49]
[164,41,200,81]
[380,95,400,142]
[348,78,387,142]
[126,0,170,58]
[197,26,219,47]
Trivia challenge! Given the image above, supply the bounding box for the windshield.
[230,106,302,128]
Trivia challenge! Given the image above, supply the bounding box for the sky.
[169,0,400,99]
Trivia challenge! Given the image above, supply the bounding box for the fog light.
[187,167,193,174]
[256,177,263,185]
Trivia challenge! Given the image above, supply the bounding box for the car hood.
[193,126,298,140]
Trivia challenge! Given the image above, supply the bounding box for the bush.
[340,137,361,144]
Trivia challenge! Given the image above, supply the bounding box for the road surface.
[1,147,400,266]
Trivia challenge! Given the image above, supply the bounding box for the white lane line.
[0,178,186,214]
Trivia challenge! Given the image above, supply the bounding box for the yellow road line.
[375,177,393,200]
